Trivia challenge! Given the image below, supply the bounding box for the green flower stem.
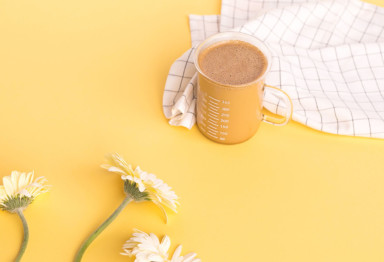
[74,196,132,262]
[15,209,29,262]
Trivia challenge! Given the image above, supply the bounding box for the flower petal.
[3,175,15,196]
[106,166,126,174]
[0,186,6,200]
[152,201,169,224]
[160,235,171,254]
[170,245,183,262]
[19,189,31,198]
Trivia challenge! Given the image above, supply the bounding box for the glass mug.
[194,32,293,144]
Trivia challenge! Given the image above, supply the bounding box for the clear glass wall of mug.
[194,32,293,144]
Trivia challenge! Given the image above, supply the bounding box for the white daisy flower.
[122,229,170,262]
[122,230,201,262]
[75,154,181,261]
[0,170,50,261]
[102,153,179,221]
[0,171,49,212]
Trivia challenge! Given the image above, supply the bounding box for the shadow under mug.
[194,32,293,144]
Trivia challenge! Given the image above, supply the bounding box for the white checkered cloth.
[163,0,384,138]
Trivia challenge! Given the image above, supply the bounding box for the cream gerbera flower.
[0,171,49,213]
[122,229,170,262]
[0,170,50,262]
[122,229,201,262]
[102,153,179,219]
[74,153,180,262]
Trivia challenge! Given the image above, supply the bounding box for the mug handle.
[262,84,293,126]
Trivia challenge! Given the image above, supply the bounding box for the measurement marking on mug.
[208,114,219,121]
[208,98,219,104]
[207,132,218,139]
[208,108,219,115]
[208,96,220,102]
[208,103,219,109]
[208,120,219,126]
[207,126,218,133]
[207,128,218,134]
[222,108,230,111]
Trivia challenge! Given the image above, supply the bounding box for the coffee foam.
[198,40,267,86]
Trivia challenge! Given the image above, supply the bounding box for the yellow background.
[0,0,384,261]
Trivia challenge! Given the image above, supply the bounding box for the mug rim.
[193,31,272,89]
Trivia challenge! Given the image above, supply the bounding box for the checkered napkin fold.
[163,0,384,138]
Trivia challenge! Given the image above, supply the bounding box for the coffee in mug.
[198,40,267,86]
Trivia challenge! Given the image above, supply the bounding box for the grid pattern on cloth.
[163,0,384,138]
[220,0,316,32]
[190,15,221,46]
